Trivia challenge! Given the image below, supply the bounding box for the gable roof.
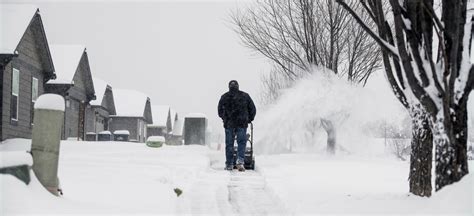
[90,77,109,106]
[47,44,86,84]
[170,109,178,128]
[150,105,170,128]
[172,117,184,136]
[0,4,55,79]
[0,4,37,54]
[112,89,151,118]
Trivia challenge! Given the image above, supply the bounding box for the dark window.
[11,68,19,122]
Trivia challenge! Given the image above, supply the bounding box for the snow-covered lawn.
[1,139,211,215]
[1,139,473,215]
[258,154,473,215]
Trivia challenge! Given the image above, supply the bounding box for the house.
[0,5,56,141]
[109,89,152,143]
[167,117,184,145]
[85,77,116,135]
[45,45,96,140]
[170,108,178,130]
[147,105,172,139]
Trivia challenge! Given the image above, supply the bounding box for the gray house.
[0,6,56,141]
[85,77,116,136]
[45,45,96,140]
[147,105,172,139]
[109,89,152,143]
[168,117,184,145]
[170,109,178,130]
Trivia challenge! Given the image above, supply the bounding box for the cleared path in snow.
[227,170,287,215]
[185,152,287,215]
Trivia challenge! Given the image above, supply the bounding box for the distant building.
[147,105,172,139]
[183,113,207,145]
[85,77,116,135]
[167,117,184,145]
[0,5,56,141]
[109,89,152,143]
[45,45,96,140]
[170,109,178,132]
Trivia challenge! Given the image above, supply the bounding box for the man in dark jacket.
[218,80,256,171]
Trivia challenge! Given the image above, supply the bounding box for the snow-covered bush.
[256,67,409,155]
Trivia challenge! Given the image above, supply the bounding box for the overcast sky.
[4,0,270,136]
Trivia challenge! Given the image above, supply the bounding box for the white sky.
[4,0,270,137]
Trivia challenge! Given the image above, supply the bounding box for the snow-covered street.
[1,139,472,215]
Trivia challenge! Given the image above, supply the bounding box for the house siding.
[1,24,46,141]
[63,98,81,139]
[85,106,110,134]
[147,127,166,137]
[109,117,146,142]
[85,86,114,135]
[62,53,93,140]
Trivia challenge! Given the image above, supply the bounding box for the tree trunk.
[433,103,469,191]
[452,99,470,177]
[321,119,336,154]
[408,106,433,197]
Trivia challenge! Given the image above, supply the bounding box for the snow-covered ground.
[1,139,473,215]
[259,154,473,215]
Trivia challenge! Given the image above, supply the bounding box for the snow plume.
[255,66,408,155]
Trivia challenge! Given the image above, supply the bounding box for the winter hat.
[229,80,239,91]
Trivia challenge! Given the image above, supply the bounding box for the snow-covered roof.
[150,105,170,127]
[172,117,184,136]
[112,89,149,117]
[170,109,177,128]
[185,113,207,118]
[47,44,85,84]
[0,5,38,54]
[90,77,110,106]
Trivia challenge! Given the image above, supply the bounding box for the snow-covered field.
[1,139,473,215]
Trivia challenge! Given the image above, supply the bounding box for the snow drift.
[255,67,409,155]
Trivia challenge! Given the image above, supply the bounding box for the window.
[31,78,38,101]
[11,68,19,122]
[140,121,143,136]
[31,77,38,124]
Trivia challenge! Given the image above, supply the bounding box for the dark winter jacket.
[218,89,256,129]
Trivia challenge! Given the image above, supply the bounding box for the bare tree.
[231,0,380,84]
[231,0,381,156]
[321,118,336,154]
[259,64,298,106]
[336,0,473,196]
